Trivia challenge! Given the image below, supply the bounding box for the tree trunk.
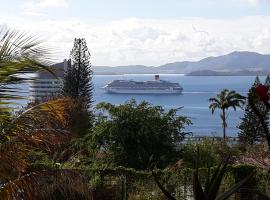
[222,109,226,140]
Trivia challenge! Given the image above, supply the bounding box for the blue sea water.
[93,74,264,137]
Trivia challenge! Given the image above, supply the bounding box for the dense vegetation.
[0,31,270,200]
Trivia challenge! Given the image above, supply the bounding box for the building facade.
[29,59,69,100]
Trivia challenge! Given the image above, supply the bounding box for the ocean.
[93,74,264,137]
[16,74,263,137]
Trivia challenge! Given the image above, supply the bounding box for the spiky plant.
[192,158,254,200]
[153,157,254,200]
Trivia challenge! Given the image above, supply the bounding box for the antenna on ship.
[155,74,160,81]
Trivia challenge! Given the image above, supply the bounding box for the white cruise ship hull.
[105,88,182,94]
[103,77,183,94]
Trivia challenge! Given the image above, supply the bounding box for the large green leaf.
[193,171,207,200]
[207,158,229,200]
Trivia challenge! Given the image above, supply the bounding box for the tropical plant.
[192,158,254,200]
[209,89,245,139]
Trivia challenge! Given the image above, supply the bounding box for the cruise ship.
[104,75,183,94]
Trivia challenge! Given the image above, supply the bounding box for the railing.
[183,136,239,143]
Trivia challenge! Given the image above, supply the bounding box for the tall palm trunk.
[221,108,226,140]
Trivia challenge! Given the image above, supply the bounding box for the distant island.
[185,69,270,76]
[60,51,270,76]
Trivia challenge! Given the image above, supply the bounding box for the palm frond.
[209,98,221,114]
[0,29,55,121]
[209,98,220,104]
[0,130,73,181]
[3,98,77,140]
[0,98,79,180]
[0,169,92,200]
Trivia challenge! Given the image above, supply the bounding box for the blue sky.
[1,0,270,66]
[3,0,270,19]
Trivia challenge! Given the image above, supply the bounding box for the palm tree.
[209,89,245,139]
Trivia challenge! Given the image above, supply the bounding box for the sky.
[1,0,270,66]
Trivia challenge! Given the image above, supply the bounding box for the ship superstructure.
[104,75,183,94]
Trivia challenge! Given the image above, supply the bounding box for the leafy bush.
[90,99,191,170]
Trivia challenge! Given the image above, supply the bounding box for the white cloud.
[23,11,48,17]
[21,0,68,10]
[1,16,270,66]
[243,0,260,5]
[39,0,68,7]
[237,0,270,5]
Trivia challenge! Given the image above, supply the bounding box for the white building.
[29,59,69,100]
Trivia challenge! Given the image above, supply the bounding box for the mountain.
[92,51,270,75]
[93,65,155,75]
[186,69,270,76]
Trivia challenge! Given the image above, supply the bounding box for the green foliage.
[238,76,269,144]
[90,99,192,170]
[0,111,13,143]
[27,150,55,171]
[209,89,246,139]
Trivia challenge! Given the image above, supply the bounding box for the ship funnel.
[155,75,160,81]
